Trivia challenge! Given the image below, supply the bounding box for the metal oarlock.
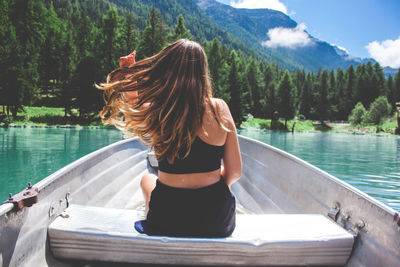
[4,183,39,211]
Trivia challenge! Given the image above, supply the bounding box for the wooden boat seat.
[48,204,354,266]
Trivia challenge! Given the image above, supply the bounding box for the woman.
[97,39,242,237]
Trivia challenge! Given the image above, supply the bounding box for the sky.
[215,0,400,68]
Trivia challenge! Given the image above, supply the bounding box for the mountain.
[194,0,379,72]
[107,0,258,56]
[99,0,398,74]
[383,67,399,77]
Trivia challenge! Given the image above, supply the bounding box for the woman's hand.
[119,50,136,67]
[119,51,138,103]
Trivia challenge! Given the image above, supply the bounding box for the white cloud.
[262,23,314,49]
[231,0,288,14]
[366,37,400,68]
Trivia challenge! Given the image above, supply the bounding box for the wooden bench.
[48,204,354,266]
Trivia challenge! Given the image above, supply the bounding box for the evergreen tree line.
[1,0,400,127]
[205,37,400,127]
[0,0,186,119]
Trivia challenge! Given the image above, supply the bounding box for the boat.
[1,135,399,266]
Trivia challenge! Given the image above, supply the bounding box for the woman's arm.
[217,99,242,188]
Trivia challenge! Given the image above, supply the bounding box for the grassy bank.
[1,106,398,135]
[241,117,399,135]
[0,106,112,128]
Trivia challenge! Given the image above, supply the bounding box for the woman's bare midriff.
[158,169,221,189]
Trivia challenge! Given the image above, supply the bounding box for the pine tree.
[59,23,76,117]
[293,70,305,116]
[395,69,400,107]
[120,13,138,55]
[38,2,64,105]
[335,67,346,120]
[10,0,47,109]
[356,61,381,108]
[170,14,192,41]
[75,11,95,57]
[208,38,226,98]
[344,65,356,119]
[0,0,20,117]
[247,58,262,117]
[236,51,251,116]
[138,7,166,59]
[316,69,329,123]
[299,72,312,119]
[387,75,395,113]
[99,7,120,73]
[374,62,387,97]
[262,64,276,118]
[328,69,337,119]
[276,70,295,128]
[354,64,368,106]
[228,50,243,126]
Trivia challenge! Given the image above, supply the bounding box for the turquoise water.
[239,129,400,212]
[0,127,123,200]
[1,127,399,212]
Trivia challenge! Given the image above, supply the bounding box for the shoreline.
[0,123,114,130]
[240,118,400,137]
[2,122,399,137]
[1,105,398,136]
[238,126,398,137]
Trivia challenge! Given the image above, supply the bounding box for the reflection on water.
[0,127,123,199]
[239,129,400,212]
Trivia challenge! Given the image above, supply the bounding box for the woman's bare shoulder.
[209,98,234,127]
[210,98,229,113]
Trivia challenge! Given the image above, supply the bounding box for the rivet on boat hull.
[356,220,365,229]
[394,212,400,227]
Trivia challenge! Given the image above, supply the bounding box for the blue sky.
[215,0,400,68]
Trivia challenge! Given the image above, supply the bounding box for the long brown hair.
[97,39,228,163]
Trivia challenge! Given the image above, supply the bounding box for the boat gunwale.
[238,134,397,216]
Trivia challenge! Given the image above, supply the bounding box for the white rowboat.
[1,135,399,266]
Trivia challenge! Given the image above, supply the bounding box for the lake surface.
[1,127,399,212]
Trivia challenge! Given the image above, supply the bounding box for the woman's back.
[157,98,235,189]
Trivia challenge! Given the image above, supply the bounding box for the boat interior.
[1,136,399,266]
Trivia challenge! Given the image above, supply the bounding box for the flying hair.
[96,39,230,163]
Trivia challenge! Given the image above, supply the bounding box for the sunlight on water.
[239,129,400,212]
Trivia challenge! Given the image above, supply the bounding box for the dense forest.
[1,0,399,128]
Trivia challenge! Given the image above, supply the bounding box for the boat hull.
[0,136,399,266]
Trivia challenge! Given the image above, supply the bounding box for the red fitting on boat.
[5,183,39,211]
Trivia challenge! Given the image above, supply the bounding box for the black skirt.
[134,178,236,237]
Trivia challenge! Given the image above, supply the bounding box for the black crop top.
[158,136,224,174]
